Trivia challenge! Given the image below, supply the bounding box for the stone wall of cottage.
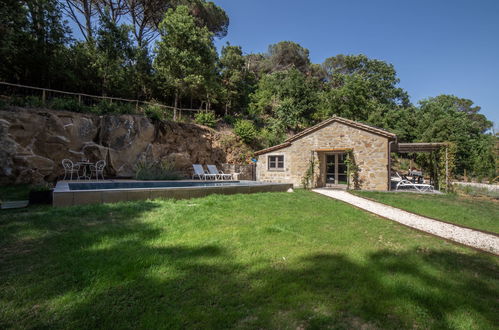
[256,121,391,190]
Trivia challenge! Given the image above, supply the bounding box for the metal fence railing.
[0,81,202,121]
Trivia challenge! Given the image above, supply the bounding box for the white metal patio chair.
[62,159,81,180]
[394,172,434,192]
[192,164,217,180]
[89,160,106,180]
[207,165,233,180]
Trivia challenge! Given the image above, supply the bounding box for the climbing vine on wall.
[344,149,360,190]
[301,154,317,189]
[437,142,456,192]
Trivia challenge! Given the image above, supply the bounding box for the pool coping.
[53,180,293,207]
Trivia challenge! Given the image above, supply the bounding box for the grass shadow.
[0,195,497,329]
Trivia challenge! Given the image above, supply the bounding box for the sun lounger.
[207,165,233,180]
[394,172,434,192]
[192,164,217,180]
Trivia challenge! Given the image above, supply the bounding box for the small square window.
[268,155,284,170]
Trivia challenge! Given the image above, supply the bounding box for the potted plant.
[29,183,53,205]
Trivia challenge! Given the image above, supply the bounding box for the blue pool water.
[68,181,266,191]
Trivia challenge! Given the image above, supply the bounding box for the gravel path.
[313,189,499,255]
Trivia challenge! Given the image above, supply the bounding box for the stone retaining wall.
[0,107,247,184]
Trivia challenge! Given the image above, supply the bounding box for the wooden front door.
[325,153,347,185]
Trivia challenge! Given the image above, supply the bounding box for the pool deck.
[53,180,293,207]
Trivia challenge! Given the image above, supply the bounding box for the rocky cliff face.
[0,107,233,184]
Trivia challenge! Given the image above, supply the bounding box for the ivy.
[301,155,317,189]
[437,142,456,192]
[344,149,360,190]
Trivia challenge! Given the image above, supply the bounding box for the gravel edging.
[313,189,499,255]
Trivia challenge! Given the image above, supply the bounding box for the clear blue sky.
[211,0,499,129]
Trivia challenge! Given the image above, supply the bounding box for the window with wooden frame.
[268,155,284,170]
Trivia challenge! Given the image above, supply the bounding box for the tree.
[415,95,495,175]
[249,68,319,131]
[0,0,29,82]
[219,44,255,115]
[0,0,70,87]
[245,41,313,77]
[154,5,218,111]
[93,11,135,96]
[266,41,311,74]
[317,54,410,125]
[63,0,229,48]
[63,0,98,41]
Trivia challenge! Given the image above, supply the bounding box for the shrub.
[49,97,88,112]
[234,119,258,144]
[194,111,217,128]
[30,183,53,192]
[223,114,236,125]
[258,127,286,148]
[134,160,182,180]
[9,95,44,108]
[91,100,135,115]
[143,103,168,121]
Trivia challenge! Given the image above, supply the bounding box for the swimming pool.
[53,180,293,207]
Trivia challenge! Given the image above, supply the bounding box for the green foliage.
[154,5,218,107]
[0,0,70,88]
[414,95,495,176]
[8,96,45,108]
[49,97,88,112]
[134,159,182,180]
[94,12,135,96]
[437,143,457,192]
[219,134,254,163]
[234,119,258,144]
[471,135,496,177]
[317,54,410,125]
[143,103,169,121]
[219,44,255,115]
[222,114,236,125]
[174,0,230,38]
[258,123,287,149]
[453,184,499,200]
[345,150,360,190]
[301,157,317,189]
[249,68,319,130]
[0,1,495,181]
[194,111,217,127]
[266,41,312,74]
[92,100,135,115]
[29,183,53,192]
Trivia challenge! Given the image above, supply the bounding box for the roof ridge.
[285,115,396,143]
[255,116,396,156]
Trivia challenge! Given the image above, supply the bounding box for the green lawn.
[0,190,497,329]
[351,191,499,234]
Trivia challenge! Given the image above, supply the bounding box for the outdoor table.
[408,170,423,184]
[77,161,94,180]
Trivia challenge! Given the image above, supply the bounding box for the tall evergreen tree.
[154,5,218,109]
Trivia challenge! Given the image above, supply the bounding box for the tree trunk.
[174,91,178,121]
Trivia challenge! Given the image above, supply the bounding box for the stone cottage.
[255,116,397,190]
